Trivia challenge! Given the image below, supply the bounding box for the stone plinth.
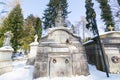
[29,42,39,58]
[0,46,13,75]
[26,41,39,65]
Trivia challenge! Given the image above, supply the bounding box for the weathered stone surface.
[33,62,47,78]
[49,56,72,77]
[26,57,35,65]
[52,48,69,52]
[33,27,89,78]
[73,61,89,76]
[0,47,13,75]
[36,53,48,62]
[84,31,120,74]
[72,54,87,62]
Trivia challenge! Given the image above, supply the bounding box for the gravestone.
[0,31,13,75]
[33,8,89,79]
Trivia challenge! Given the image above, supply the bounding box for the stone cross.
[3,31,13,46]
[108,25,114,31]
[55,8,64,27]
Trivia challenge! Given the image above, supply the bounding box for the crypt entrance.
[49,55,72,77]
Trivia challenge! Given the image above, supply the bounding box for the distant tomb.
[33,9,89,79]
[84,31,120,74]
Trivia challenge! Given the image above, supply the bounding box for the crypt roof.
[41,27,81,41]
[99,31,120,38]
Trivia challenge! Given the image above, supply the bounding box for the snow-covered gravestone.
[26,35,39,65]
[0,31,13,75]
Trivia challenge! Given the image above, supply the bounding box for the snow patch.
[0,60,120,80]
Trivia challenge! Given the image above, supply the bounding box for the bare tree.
[75,16,92,42]
[80,16,88,41]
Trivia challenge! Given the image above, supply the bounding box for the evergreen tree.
[25,14,35,27]
[85,0,97,35]
[97,0,115,31]
[34,17,42,42]
[25,14,42,41]
[0,17,9,47]
[3,4,23,53]
[19,20,35,52]
[42,0,69,29]
[0,27,4,47]
[19,15,42,52]
[117,0,120,6]
[1,20,8,47]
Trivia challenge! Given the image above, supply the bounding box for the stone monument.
[33,8,89,79]
[84,31,120,74]
[0,31,13,75]
[26,35,39,65]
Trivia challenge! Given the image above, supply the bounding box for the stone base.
[0,46,13,75]
[0,66,13,75]
[0,60,12,68]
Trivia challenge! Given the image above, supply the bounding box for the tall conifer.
[3,4,23,52]
[117,0,120,6]
[97,0,115,31]
[34,17,42,41]
[85,0,97,35]
[42,0,69,29]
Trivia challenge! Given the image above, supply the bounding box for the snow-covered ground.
[0,60,120,80]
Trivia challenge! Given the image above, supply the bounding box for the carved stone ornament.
[53,59,57,63]
[111,56,120,63]
[65,59,69,64]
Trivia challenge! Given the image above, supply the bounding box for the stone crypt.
[84,31,120,74]
[33,9,89,78]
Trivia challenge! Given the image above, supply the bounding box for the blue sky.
[20,0,86,24]
[0,0,86,24]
